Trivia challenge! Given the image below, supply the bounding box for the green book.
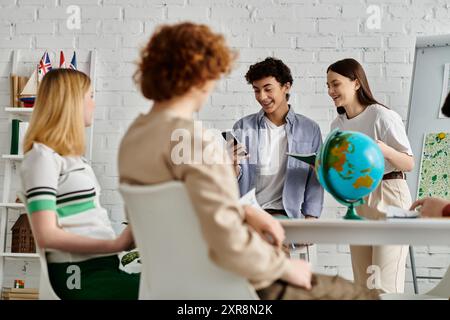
[287,152,316,166]
[10,119,21,155]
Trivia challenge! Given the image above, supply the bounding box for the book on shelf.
[10,74,31,108]
[2,295,39,300]
[18,121,29,155]
[2,293,39,300]
[10,119,20,155]
[1,287,39,300]
[10,119,29,155]
[2,287,38,294]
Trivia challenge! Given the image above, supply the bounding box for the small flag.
[69,51,77,70]
[59,51,66,68]
[38,51,52,81]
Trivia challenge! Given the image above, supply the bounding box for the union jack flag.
[38,51,52,81]
[69,51,77,70]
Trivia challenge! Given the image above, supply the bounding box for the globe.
[315,129,385,220]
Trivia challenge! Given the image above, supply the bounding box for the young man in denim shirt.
[231,57,324,220]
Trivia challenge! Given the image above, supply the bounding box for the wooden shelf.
[1,155,23,161]
[0,203,25,209]
[4,108,33,116]
[0,253,39,259]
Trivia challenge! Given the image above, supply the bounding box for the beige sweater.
[118,110,291,289]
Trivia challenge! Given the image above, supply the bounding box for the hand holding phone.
[221,131,248,156]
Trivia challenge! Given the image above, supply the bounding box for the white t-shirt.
[20,143,117,263]
[255,117,288,210]
[330,104,413,174]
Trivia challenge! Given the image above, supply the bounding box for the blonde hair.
[24,69,91,156]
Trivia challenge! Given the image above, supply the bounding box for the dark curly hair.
[245,57,293,101]
[134,22,236,102]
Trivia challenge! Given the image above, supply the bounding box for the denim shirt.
[232,106,324,218]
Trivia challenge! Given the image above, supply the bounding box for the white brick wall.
[1,0,449,294]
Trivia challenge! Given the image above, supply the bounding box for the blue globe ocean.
[315,129,385,219]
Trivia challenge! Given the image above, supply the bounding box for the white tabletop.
[280,218,450,245]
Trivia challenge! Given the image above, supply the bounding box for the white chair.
[381,266,450,300]
[33,247,61,300]
[119,181,259,300]
[17,192,60,300]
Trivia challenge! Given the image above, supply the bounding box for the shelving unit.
[0,253,39,259]
[0,49,97,294]
[0,203,25,209]
[1,155,23,161]
[4,108,33,116]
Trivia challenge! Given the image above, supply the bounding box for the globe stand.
[343,204,364,220]
[342,197,364,220]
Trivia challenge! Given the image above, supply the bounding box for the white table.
[281,218,450,245]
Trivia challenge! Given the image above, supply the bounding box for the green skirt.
[47,255,140,300]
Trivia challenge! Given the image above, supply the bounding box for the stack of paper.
[385,205,421,219]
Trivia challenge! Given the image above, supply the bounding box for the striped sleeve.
[20,145,61,214]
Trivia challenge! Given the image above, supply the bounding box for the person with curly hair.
[118,22,379,299]
[231,57,324,221]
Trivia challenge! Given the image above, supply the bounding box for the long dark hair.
[327,58,386,115]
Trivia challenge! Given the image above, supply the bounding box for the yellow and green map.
[418,132,450,200]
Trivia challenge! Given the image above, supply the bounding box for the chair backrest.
[34,246,61,300]
[17,192,60,300]
[427,265,450,298]
[119,181,258,300]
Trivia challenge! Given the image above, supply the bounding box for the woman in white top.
[326,58,414,293]
[20,69,139,299]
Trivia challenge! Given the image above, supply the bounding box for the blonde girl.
[21,68,139,299]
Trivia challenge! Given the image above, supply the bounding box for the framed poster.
[439,63,450,118]
[417,132,450,200]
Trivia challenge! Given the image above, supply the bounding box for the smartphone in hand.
[221,131,248,156]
